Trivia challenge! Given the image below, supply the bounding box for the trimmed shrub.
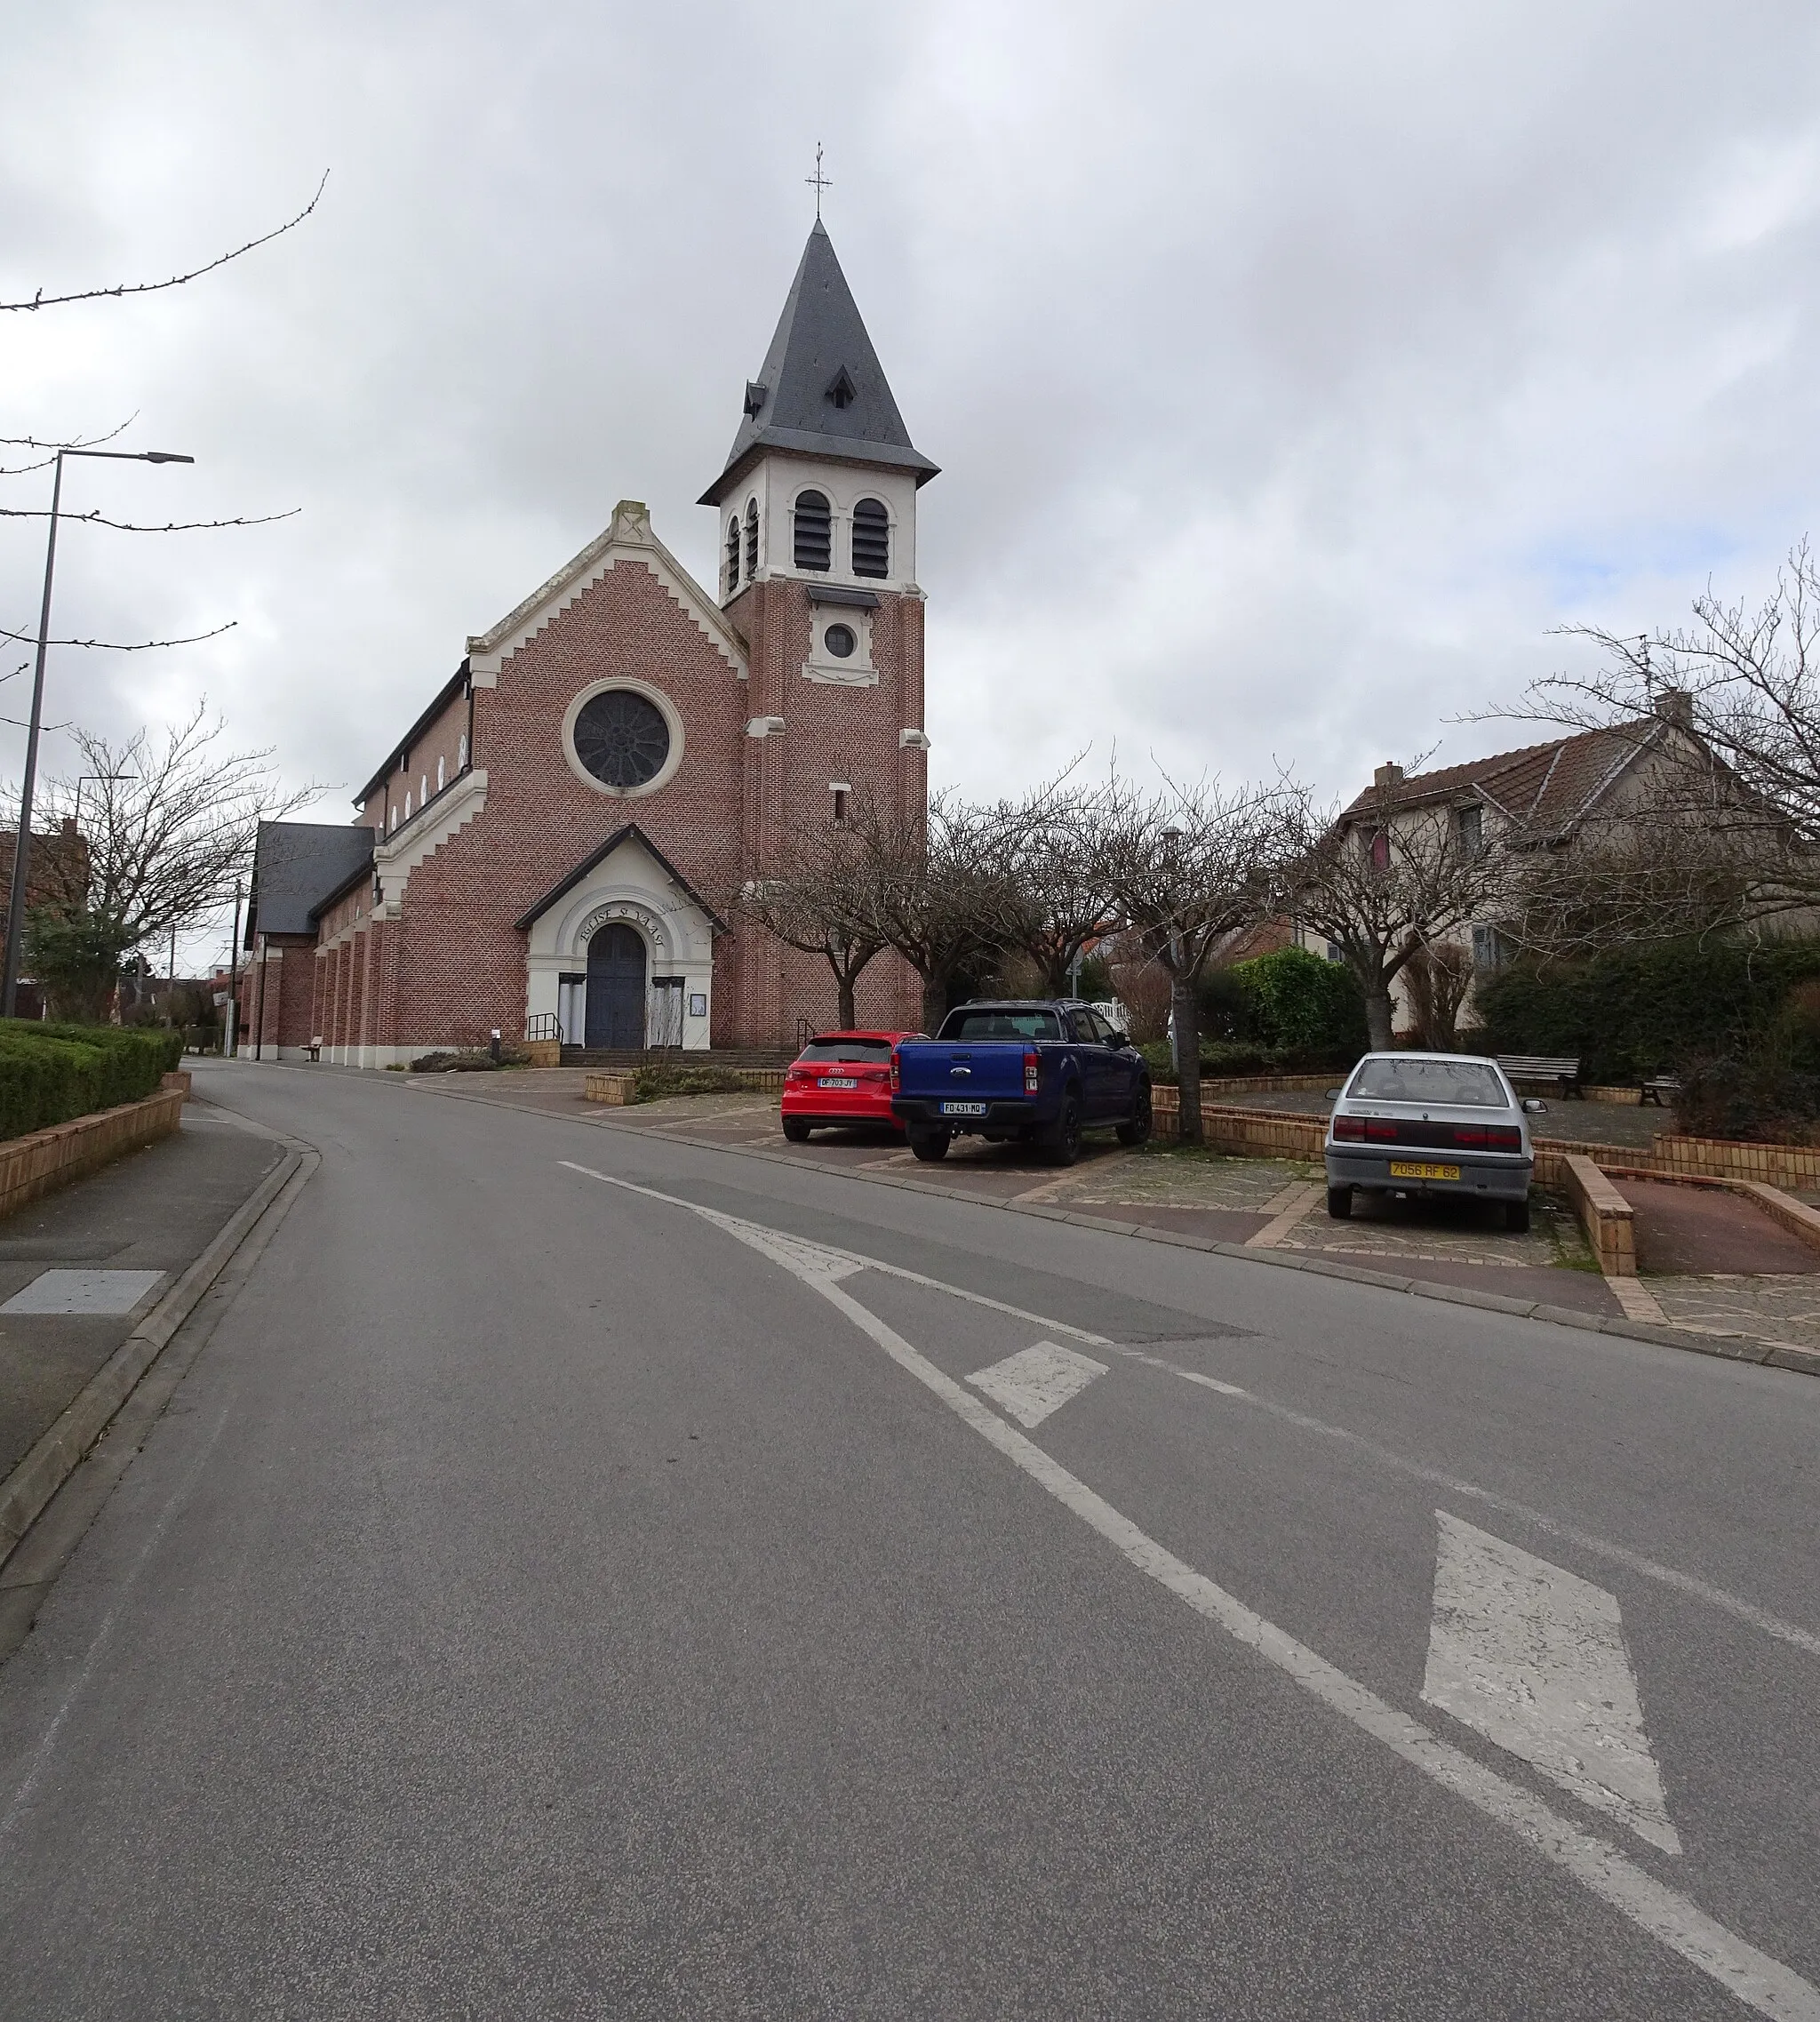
[1237,946,1370,1059]
[1477,938,1820,1084]
[633,1063,749,1100]
[0,1019,183,1142]
[409,1044,531,1073]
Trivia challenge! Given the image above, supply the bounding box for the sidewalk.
[0,1101,288,1482]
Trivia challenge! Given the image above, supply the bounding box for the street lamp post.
[1,448,194,1020]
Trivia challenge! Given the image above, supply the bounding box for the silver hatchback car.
[1324,1051,1544,1232]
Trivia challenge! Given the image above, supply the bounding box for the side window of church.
[725,515,741,596]
[793,490,831,571]
[745,498,759,579]
[852,498,890,579]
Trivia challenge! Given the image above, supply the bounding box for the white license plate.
[1389,1160,1461,1181]
[941,1100,987,1116]
[817,1076,858,1089]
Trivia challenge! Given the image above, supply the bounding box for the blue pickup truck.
[890,1000,1153,1165]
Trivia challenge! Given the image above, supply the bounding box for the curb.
[357,1067,1820,1384]
[0,1142,309,1568]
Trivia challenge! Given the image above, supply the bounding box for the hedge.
[0,1019,184,1143]
[1475,939,1820,1084]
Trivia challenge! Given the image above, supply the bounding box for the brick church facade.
[246,221,935,1064]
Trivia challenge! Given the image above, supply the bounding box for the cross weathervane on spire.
[805,143,833,221]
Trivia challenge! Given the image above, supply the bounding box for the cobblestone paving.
[1648,1275,1820,1355]
[1280,1191,1592,1271]
[1051,1147,1319,1211]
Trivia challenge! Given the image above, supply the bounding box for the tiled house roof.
[1340,720,1667,839]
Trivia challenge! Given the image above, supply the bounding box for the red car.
[781,1030,923,1141]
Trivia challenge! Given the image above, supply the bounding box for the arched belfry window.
[852,498,890,579]
[724,515,741,596]
[744,498,759,579]
[793,490,832,571]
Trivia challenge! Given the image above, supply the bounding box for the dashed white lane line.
[1424,1512,1680,1854]
[555,1159,1820,1662]
[562,1161,1820,2018]
[968,1343,1108,1427]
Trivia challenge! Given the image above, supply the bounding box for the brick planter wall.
[0,1086,186,1221]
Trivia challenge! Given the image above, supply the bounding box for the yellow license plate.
[1389,1160,1460,1181]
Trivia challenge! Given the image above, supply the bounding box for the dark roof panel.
[699,222,938,506]
[1339,721,1664,836]
[249,820,377,941]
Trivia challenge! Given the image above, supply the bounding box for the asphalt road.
[0,1058,1815,2019]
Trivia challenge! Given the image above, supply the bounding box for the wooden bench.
[1640,1075,1681,1107]
[1495,1054,1584,1099]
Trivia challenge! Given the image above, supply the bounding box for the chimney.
[1373,763,1405,790]
[1654,687,1694,731]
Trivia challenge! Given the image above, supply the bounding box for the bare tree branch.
[1,172,329,314]
[0,620,236,651]
[0,416,137,456]
[0,507,299,532]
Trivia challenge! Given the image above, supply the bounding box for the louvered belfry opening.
[724,515,741,596]
[794,490,832,571]
[852,498,890,579]
[744,499,759,578]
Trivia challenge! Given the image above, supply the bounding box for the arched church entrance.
[585,923,647,1049]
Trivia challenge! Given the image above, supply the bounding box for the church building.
[245,220,936,1064]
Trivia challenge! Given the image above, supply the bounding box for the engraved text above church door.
[585,923,647,1050]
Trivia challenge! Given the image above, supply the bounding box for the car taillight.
[1331,1114,1364,1140]
[1364,1118,1399,1140]
[1451,1124,1487,1147]
[1024,1050,1040,1094]
[1485,1124,1521,1151]
[890,1050,900,1092]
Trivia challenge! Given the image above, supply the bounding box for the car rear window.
[798,1038,894,1062]
[1349,1059,1511,1108]
[941,1009,1061,1042]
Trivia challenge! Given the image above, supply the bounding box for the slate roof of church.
[247,819,377,941]
[1339,719,1670,839]
[699,221,938,506]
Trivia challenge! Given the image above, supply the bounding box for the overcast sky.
[5,1,1820,963]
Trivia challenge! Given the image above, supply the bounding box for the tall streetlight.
[2,447,194,1019]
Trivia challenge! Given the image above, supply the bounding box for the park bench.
[307,1035,323,1063]
[1495,1054,1584,1099]
[1639,1075,1681,1106]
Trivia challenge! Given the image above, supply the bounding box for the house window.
[745,498,759,579]
[794,490,832,571]
[831,783,850,824]
[1363,827,1389,869]
[1457,803,1483,854]
[852,498,890,578]
[725,515,741,596]
[1472,925,1505,971]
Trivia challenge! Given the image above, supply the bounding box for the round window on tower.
[824,622,857,659]
[567,683,681,796]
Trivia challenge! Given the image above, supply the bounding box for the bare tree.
[845,790,1019,1032]
[1488,539,1820,939]
[1402,940,1475,1051]
[16,706,316,1016]
[1000,776,1124,995]
[1286,783,1509,1053]
[736,819,884,1030]
[1105,775,1290,1145]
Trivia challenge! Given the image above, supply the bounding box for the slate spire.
[699,222,938,506]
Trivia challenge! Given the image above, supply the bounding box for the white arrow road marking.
[562,1162,1820,2019]
[1423,1512,1680,1854]
[968,1342,1108,1427]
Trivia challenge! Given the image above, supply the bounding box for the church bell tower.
[701,218,938,1041]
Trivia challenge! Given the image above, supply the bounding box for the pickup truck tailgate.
[896,1042,1028,1101]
